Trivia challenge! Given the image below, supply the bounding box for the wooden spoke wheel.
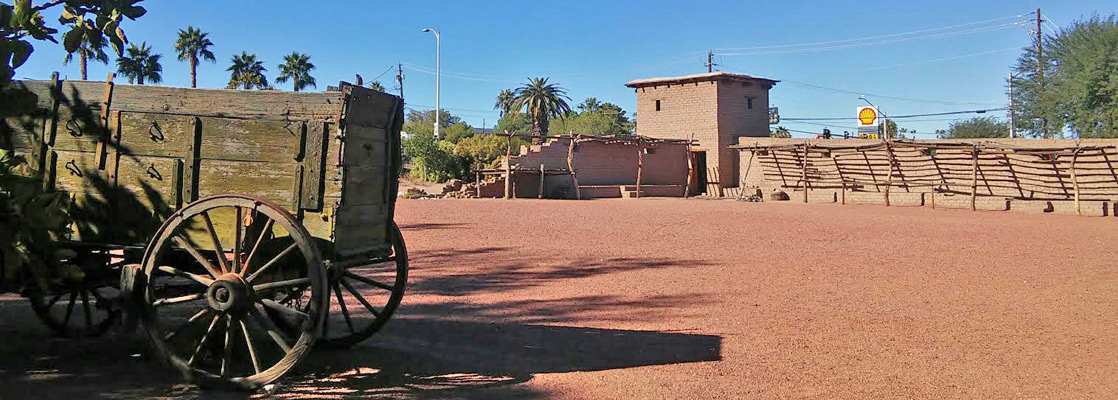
[28,265,122,338]
[319,221,408,348]
[135,195,327,389]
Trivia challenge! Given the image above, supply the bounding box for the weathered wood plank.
[15,80,343,120]
[342,89,398,129]
[198,117,303,163]
[332,204,389,257]
[301,121,327,210]
[116,112,194,157]
[195,159,297,204]
[341,136,388,167]
[342,166,387,206]
[114,155,180,210]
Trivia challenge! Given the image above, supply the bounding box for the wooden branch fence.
[733,140,1118,215]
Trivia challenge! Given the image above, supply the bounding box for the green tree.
[939,117,1009,138]
[1046,15,1118,137]
[115,41,161,85]
[226,51,268,89]
[494,88,516,117]
[492,112,531,135]
[770,126,790,138]
[1,0,146,86]
[551,98,633,137]
[275,52,316,92]
[511,77,572,144]
[1010,14,1118,137]
[62,31,107,80]
[368,81,385,92]
[173,25,215,88]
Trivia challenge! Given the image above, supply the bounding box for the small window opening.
[655,100,661,111]
[747,97,754,109]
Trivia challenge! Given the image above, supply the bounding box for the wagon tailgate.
[332,85,403,258]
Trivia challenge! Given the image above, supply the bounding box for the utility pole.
[1008,72,1016,138]
[395,62,404,99]
[1036,8,1047,137]
[705,50,718,73]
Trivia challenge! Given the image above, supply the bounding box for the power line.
[717,22,1027,57]
[712,14,1027,52]
[777,79,1004,106]
[862,47,1019,72]
[368,65,394,83]
[782,107,1008,121]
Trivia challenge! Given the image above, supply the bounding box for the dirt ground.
[1,198,1116,399]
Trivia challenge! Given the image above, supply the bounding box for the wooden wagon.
[1,74,407,388]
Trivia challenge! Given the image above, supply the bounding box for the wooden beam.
[883,140,894,206]
[95,72,115,170]
[567,133,581,200]
[1071,147,1081,216]
[970,145,978,211]
[684,133,694,197]
[504,131,512,199]
[636,137,644,199]
[801,143,809,203]
[538,163,545,199]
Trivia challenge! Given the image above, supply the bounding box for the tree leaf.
[62,28,82,53]
[11,40,32,69]
[121,5,146,20]
[11,0,31,27]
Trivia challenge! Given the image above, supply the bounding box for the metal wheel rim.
[137,194,326,388]
[317,221,408,348]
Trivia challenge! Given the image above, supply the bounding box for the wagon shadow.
[278,317,722,399]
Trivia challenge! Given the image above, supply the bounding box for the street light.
[421,27,441,139]
[859,95,889,140]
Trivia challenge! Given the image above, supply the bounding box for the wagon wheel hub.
[205,274,251,313]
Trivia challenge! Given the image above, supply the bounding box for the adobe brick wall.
[631,77,772,191]
[735,137,1118,217]
[495,137,689,198]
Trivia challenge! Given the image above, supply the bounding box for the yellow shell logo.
[858,108,877,125]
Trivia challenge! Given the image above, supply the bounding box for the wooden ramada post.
[970,145,979,211]
[635,137,644,199]
[504,131,513,199]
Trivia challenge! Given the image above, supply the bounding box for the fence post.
[1071,147,1082,216]
[970,145,979,211]
[883,140,895,207]
[538,163,545,199]
[504,132,513,199]
[802,142,809,203]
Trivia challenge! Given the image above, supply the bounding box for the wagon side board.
[2,78,356,247]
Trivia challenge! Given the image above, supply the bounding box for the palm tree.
[493,89,516,117]
[275,52,316,92]
[63,34,109,80]
[226,52,268,90]
[368,81,386,92]
[577,97,602,113]
[115,42,163,85]
[511,78,571,143]
[173,26,216,88]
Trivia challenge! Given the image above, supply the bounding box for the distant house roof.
[625,71,779,88]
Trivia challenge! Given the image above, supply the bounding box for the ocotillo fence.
[732,139,1118,216]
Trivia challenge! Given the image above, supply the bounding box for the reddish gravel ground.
[1,198,1116,399]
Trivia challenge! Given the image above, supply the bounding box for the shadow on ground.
[0,252,721,399]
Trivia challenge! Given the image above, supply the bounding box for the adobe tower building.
[626,72,778,195]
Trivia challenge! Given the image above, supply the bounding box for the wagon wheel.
[321,221,407,348]
[27,277,121,338]
[265,222,407,348]
[136,195,327,389]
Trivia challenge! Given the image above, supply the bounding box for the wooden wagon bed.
[2,76,403,260]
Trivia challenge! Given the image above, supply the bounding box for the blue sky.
[17,0,1117,137]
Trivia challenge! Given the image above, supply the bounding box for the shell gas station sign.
[857,106,879,127]
[857,106,880,139]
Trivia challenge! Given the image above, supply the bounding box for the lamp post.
[860,95,888,140]
[422,27,441,139]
